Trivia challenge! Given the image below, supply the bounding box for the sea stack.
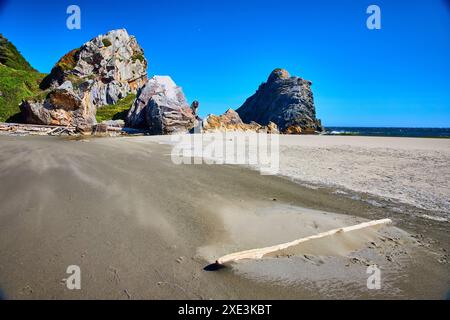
[236,68,323,134]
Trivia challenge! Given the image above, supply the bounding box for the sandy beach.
[0,134,448,299]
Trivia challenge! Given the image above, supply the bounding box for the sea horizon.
[323,126,450,138]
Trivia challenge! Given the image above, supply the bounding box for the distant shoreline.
[323,127,450,139]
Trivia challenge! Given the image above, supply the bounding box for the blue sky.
[1,0,449,127]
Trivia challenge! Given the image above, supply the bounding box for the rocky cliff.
[126,76,197,135]
[20,29,148,128]
[236,69,323,134]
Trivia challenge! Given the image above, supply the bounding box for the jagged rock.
[147,95,196,135]
[236,68,323,134]
[127,76,183,128]
[20,29,148,127]
[285,125,302,135]
[203,109,247,132]
[266,121,280,134]
[203,109,278,133]
[126,76,196,135]
[58,80,73,91]
[40,29,147,105]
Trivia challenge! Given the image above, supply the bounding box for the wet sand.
[0,135,448,299]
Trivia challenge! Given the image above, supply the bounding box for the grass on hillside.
[0,64,46,122]
[96,94,136,123]
[0,34,36,72]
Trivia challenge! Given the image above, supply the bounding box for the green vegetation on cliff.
[96,94,136,123]
[1,34,137,124]
[56,48,80,71]
[0,34,46,122]
[131,53,145,63]
[102,38,112,47]
[0,34,36,72]
[0,64,45,122]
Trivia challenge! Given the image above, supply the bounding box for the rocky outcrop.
[266,121,280,134]
[203,109,279,133]
[20,87,96,127]
[236,68,323,134]
[40,29,147,104]
[126,76,197,135]
[20,29,148,128]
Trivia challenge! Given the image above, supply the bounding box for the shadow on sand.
[203,263,227,272]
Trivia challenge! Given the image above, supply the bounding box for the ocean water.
[324,127,450,138]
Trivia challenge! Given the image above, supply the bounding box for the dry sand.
[0,135,448,299]
[277,135,450,217]
[156,134,450,218]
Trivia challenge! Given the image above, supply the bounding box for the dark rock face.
[126,76,197,135]
[236,69,323,134]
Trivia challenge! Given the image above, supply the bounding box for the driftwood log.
[216,218,392,265]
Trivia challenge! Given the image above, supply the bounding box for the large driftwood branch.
[216,218,392,265]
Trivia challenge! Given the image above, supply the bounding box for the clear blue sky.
[1,0,449,127]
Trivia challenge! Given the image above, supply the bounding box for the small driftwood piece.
[216,218,392,265]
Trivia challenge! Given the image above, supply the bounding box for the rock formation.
[236,68,323,134]
[126,76,197,135]
[20,87,92,127]
[20,29,148,128]
[203,109,279,134]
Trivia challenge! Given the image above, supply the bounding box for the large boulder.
[20,29,148,128]
[20,87,95,127]
[126,76,196,135]
[236,68,323,134]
